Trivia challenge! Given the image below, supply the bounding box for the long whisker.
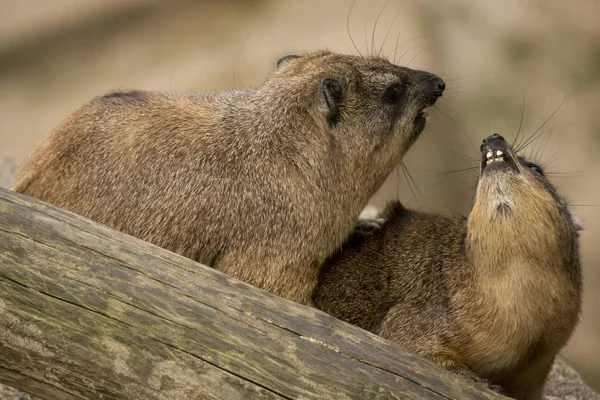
[525,126,553,160]
[426,166,479,178]
[421,138,479,163]
[504,116,515,141]
[378,3,402,56]
[443,74,480,82]
[441,88,483,94]
[544,170,587,176]
[387,35,431,62]
[536,121,555,162]
[430,107,479,153]
[540,147,564,169]
[364,17,370,56]
[336,35,355,55]
[407,167,478,205]
[515,97,567,153]
[545,173,584,179]
[512,90,526,149]
[442,87,465,92]
[392,24,403,64]
[371,0,391,57]
[399,163,418,206]
[401,163,426,209]
[531,126,554,162]
[400,163,420,208]
[395,45,427,65]
[346,0,362,56]
[406,47,427,68]
[458,127,483,158]
[432,105,456,123]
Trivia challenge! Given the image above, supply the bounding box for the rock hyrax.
[12,50,445,305]
[314,133,582,398]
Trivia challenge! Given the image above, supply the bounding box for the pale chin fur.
[479,173,518,219]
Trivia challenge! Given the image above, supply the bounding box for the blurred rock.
[0,384,37,400]
[545,359,600,400]
[0,157,19,189]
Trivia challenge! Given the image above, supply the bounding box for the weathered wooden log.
[0,186,507,399]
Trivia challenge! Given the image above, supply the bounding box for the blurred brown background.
[0,0,598,390]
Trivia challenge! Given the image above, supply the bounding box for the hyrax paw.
[481,380,504,395]
[354,218,385,235]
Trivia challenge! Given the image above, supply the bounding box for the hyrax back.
[314,134,582,398]
[12,51,444,305]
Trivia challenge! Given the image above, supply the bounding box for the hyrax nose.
[483,133,505,145]
[430,75,445,92]
[423,73,445,105]
[481,133,507,151]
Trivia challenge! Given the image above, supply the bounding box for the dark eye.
[382,83,406,105]
[527,163,543,175]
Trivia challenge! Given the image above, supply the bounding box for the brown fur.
[11,50,444,305]
[314,135,582,398]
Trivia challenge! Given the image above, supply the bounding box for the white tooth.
[498,156,504,161]
[496,150,504,157]
[486,151,493,159]
[486,159,492,165]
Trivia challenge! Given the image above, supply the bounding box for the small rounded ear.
[320,77,344,126]
[276,54,300,68]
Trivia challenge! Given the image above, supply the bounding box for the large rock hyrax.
[314,134,582,398]
[12,50,445,305]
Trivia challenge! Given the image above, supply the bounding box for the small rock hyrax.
[11,50,445,305]
[314,133,582,398]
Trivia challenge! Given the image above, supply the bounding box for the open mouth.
[480,134,519,175]
[414,108,429,127]
[415,108,429,122]
[411,108,429,135]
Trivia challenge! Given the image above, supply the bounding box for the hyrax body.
[314,134,582,398]
[12,51,444,305]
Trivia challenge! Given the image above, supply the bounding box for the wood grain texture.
[0,187,506,400]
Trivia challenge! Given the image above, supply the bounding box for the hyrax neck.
[233,91,388,258]
[467,174,567,280]
[461,174,578,375]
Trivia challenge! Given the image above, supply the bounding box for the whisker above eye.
[406,47,428,68]
[377,4,402,57]
[371,0,391,57]
[346,0,362,57]
[515,97,567,153]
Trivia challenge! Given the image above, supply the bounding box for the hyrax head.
[475,133,581,233]
[265,51,445,182]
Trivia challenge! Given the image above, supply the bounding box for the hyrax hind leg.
[424,353,504,395]
[499,356,554,400]
[376,306,503,395]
